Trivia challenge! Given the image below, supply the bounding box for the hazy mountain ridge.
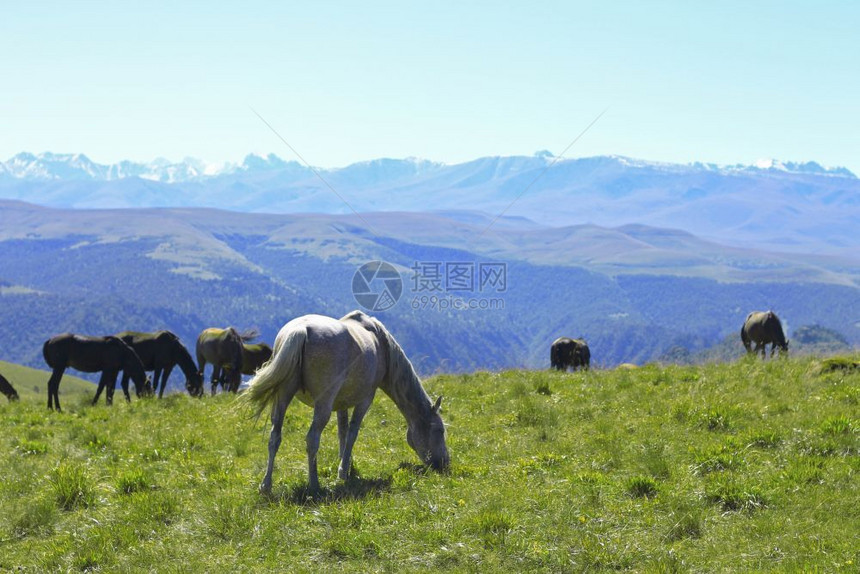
[2,151,855,182]
[2,152,858,256]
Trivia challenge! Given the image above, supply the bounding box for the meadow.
[0,356,857,572]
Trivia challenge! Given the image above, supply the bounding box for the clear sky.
[2,1,858,172]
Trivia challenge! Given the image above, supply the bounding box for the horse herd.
[0,308,788,493]
[39,328,273,411]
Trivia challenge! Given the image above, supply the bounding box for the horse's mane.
[161,330,180,342]
[368,315,433,421]
[170,335,199,377]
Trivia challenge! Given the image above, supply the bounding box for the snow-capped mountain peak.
[0,151,855,184]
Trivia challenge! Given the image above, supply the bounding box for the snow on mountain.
[1,152,239,183]
[239,153,290,172]
[3,152,107,180]
[1,151,855,183]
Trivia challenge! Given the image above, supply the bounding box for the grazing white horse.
[246,310,449,493]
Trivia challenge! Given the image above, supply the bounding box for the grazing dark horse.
[0,372,19,402]
[741,311,789,358]
[116,331,204,398]
[551,337,591,371]
[246,310,449,494]
[43,334,152,411]
[197,327,258,395]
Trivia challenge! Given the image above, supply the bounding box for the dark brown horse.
[116,331,204,398]
[239,341,272,375]
[741,311,789,358]
[551,337,591,371]
[0,372,19,402]
[196,327,258,395]
[43,333,152,411]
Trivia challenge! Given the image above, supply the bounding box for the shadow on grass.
[263,475,393,506]
[261,461,437,506]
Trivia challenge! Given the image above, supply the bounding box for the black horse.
[551,337,591,371]
[116,330,204,398]
[741,311,789,358]
[43,333,152,411]
[0,372,19,402]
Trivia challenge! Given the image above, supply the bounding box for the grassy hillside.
[0,360,94,401]
[1,357,857,571]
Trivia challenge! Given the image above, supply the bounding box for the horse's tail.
[245,326,306,419]
[238,328,259,342]
[42,338,52,366]
[740,323,751,352]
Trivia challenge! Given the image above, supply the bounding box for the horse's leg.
[47,367,65,411]
[94,370,115,406]
[117,371,131,403]
[108,371,120,404]
[260,385,299,495]
[338,396,375,481]
[211,366,221,396]
[337,410,349,462]
[159,365,174,398]
[197,358,207,396]
[118,370,131,402]
[93,371,109,405]
[306,400,335,493]
[150,367,161,397]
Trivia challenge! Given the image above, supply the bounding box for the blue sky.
[2,1,858,172]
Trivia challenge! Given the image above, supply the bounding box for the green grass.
[0,356,858,572]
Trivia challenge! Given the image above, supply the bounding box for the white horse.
[246,310,449,493]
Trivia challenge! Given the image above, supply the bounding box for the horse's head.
[135,375,154,398]
[185,371,204,397]
[779,339,790,356]
[406,396,450,472]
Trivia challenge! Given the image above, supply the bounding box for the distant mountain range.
[2,151,855,183]
[2,152,859,256]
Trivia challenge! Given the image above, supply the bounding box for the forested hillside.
[1,202,858,386]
